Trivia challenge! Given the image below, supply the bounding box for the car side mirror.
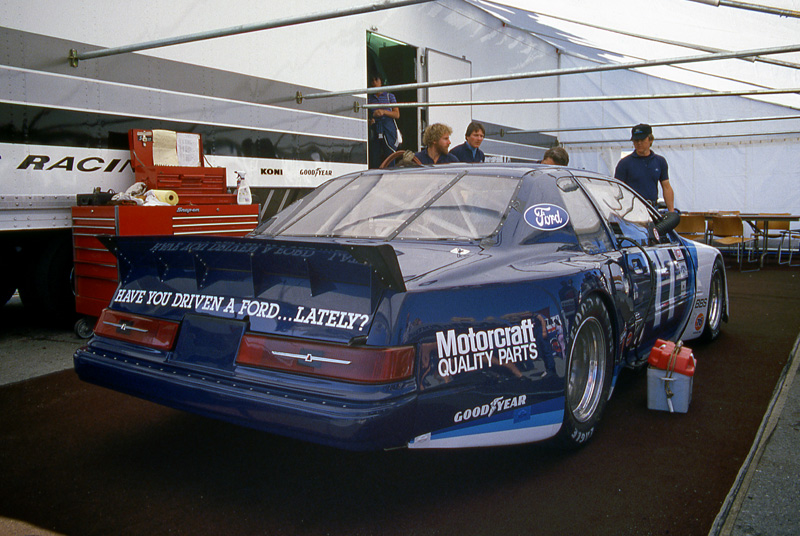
[648,212,680,243]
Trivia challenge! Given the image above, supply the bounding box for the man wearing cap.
[614,124,675,212]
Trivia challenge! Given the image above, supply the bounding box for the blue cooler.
[647,340,696,413]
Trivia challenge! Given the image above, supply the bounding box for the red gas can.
[648,339,696,376]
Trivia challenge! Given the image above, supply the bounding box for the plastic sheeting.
[469,0,800,214]
[558,54,800,213]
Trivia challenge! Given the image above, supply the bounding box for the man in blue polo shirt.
[449,121,486,163]
[614,123,675,212]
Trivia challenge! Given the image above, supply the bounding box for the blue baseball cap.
[631,123,652,140]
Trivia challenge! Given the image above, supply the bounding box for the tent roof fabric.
[463,0,800,214]
[467,0,800,113]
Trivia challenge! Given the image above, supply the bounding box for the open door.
[367,33,418,157]
[425,49,472,148]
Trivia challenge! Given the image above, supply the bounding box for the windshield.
[258,171,520,241]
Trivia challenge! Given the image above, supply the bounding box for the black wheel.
[0,285,15,307]
[0,243,20,307]
[555,294,615,449]
[74,317,95,339]
[18,235,76,323]
[700,257,725,342]
[0,273,17,307]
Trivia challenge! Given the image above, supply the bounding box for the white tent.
[467,0,800,214]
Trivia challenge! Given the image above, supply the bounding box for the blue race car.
[74,164,727,451]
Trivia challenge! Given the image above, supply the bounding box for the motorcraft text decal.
[435,320,538,378]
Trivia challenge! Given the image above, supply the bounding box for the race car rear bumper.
[74,344,417,451]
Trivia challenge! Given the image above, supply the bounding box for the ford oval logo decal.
[524,204,570,231]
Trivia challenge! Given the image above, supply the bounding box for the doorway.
[367,32,418,163]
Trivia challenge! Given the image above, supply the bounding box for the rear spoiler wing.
[99,235,406,306]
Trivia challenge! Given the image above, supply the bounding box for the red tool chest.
[128,128,236,205]
[72,204,259,320]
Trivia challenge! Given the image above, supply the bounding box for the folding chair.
[675,214,707,243]
[709,215,757,271]
[777,223,800,266]
[704,211,738,245]
[747,214,790,263]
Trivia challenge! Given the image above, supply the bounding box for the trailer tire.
[0,244,19,307]
[18,236,76,323]
[0,283,14,307]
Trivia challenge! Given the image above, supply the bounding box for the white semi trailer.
[0,0,559,320]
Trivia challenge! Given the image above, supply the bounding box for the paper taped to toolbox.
[152,129,179,166]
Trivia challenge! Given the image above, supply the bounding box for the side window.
[578,177,655,246]
[555,177,614,254]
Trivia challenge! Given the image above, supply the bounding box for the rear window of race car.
[257,171,521,241]
[514,176,615,255]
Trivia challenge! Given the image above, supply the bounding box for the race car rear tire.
[555,294,614,449]
[700,258,725,342]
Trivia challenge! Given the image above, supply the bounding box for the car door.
[576,176,693,360]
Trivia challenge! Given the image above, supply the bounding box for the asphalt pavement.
[2,277,799,535]
[0,295,82,386]
[1,294,75,536]
[713,330,800,536]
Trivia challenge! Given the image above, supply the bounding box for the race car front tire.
[700,257,725,342]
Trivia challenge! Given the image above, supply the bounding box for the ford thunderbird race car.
[74,164,727,450]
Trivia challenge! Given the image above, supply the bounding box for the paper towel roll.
[149,189,179,205]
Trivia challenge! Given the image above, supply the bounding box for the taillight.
[94,309,179,351]
[236,333,415,384]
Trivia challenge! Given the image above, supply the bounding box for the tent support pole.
[68,0,434,67]
[299,44,800,102]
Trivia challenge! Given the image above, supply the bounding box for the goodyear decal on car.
[409,397,564,449]
[454,395,527,423]
[523,204,570,231]
[435,319,539,378]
